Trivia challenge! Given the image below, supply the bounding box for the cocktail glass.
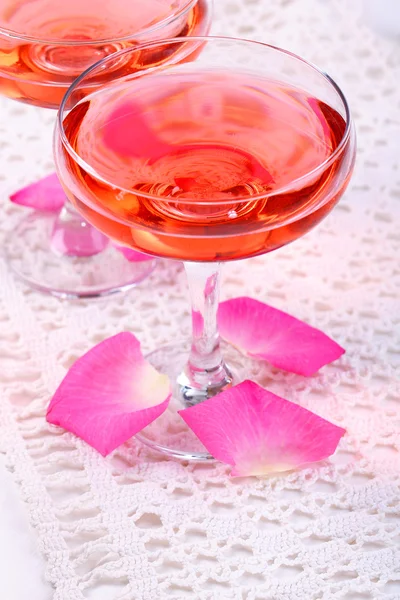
[55,37,356,457]
[0,0,212,297]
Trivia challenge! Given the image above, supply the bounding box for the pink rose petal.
[218,297,345,376]
[10,173,66,212]
[47,333,170,456]
[113,244,155,262]
[179,380,345,476]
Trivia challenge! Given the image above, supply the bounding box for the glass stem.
[50,198,109,257]
[178,261,233,405]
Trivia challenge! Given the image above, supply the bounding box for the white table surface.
[0,457,52,599]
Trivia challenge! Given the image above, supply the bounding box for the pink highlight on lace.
[47,332,170,456]
[179,380,346,476]
[10,173,66,212]
[218,297,345,376]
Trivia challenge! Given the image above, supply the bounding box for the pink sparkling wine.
[0,0,210,107]
[58,69,354,261]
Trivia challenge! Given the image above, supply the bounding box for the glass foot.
[5,212,157,298]
[137,340,255,462]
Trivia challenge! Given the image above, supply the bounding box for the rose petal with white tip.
[47,332,170,456]
[179,380,345,477]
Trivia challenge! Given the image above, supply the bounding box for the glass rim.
[58,35,353,207]
[0,0,197,45]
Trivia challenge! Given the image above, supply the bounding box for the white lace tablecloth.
[1,1,399,599]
